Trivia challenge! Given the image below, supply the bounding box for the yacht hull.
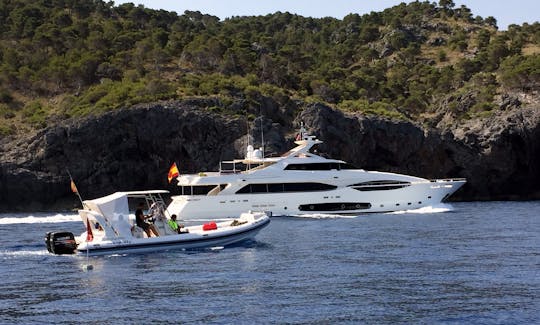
[168,179,466,218]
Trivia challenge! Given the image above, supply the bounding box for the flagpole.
[67,169,93,271]
[86,240,90,268]
[83,216,94,271]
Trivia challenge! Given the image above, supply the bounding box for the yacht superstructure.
[167,126,466,218]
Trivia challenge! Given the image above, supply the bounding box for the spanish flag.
[168,162,180,183]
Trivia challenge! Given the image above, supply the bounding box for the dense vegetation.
[0,0,539,136]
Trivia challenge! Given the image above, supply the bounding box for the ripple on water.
[0,201,539,323]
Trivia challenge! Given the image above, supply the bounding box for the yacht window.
[207,184,228,196]
[236,185,251,194]
[180,184,228,195]
[284,164,307,170]
[268,183,284,192]
[283,182,336,191]
[285,163,341,171]
[236,182,337,194]
[339,163,358,169]
[349,180,410,191]
[349,180,410,186]
[180,186,191,195]
[251,184,268,193]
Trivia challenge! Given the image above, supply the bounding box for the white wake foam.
[0,213,80,225]
[0,250,50,256]
[388,203,454,214]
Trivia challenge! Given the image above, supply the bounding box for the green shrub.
[471,101,495,112]
[0,89,13,103]
[22,101,47,128]
[0,123,16,136]
[438,49,448,62]
[500,54,540,90]
[0,103,15,119]
[338,99,406,120]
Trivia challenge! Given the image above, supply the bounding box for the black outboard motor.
[45,232,77,255]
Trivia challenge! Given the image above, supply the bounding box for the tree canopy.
[0,0,539,135]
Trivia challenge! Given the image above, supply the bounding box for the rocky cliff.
[0,101,245,211]
[299,103,540,201]
[1,99,539,211]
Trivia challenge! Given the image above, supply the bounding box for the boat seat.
[131,225,147,238]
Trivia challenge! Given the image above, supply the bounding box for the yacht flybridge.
[167,126,466,218]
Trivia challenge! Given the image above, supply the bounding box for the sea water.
[0,201,539,324]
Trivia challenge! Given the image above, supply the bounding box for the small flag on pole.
[86,218,93,242]
[67,170,85,208]
[70,179,78,193]
[168,162,180,183]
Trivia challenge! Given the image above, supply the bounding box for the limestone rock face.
[298,103,540,201]
[0,102,245,211]
[1,99,539,211]
[447,107,540,200]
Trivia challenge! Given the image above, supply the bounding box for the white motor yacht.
[167,125,466,218]
[45,190,270,256]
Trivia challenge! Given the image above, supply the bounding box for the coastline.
[1,99,539,211]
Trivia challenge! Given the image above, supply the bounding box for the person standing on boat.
[168,214,188,234]
[135,202,159,237]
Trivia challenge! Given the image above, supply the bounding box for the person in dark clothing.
[135,202,159,237]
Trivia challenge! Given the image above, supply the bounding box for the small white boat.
[45,190,270,256]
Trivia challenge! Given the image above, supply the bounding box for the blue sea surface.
[0,201,539,324]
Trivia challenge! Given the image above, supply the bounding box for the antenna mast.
[260,117,264,159]
[246,117,251,148]
[246,117,251,170]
